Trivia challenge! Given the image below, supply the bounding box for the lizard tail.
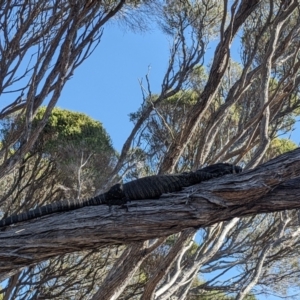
[0,194,107,227]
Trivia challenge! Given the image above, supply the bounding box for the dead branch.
[0,147,299,280]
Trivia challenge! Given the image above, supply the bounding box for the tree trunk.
[0,148,299,280]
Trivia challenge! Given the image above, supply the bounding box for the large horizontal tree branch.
[0,148,299,280]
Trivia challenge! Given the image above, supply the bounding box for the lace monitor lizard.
[0,163,242,227]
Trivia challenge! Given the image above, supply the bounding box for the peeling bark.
[0,147,299,280]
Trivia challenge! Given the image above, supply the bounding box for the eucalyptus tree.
[1,1,300,300]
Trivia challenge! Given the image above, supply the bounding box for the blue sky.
[58,24,300,153]
[59,25,170,151]
[55,23,299,300]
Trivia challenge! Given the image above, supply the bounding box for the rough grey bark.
[0,147,299,281]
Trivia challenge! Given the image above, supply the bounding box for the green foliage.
[34,107,114,155]
[244,294,258,300]
[0,107,116,216]
[270,138,297,153]
[188,277,257,299]
[32,108,116,197]
[188,65,208,90]
[129,88,199,123]
[265,138,297,161]
[164,90,199,106]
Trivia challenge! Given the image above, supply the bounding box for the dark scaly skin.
[0,163,242,227]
